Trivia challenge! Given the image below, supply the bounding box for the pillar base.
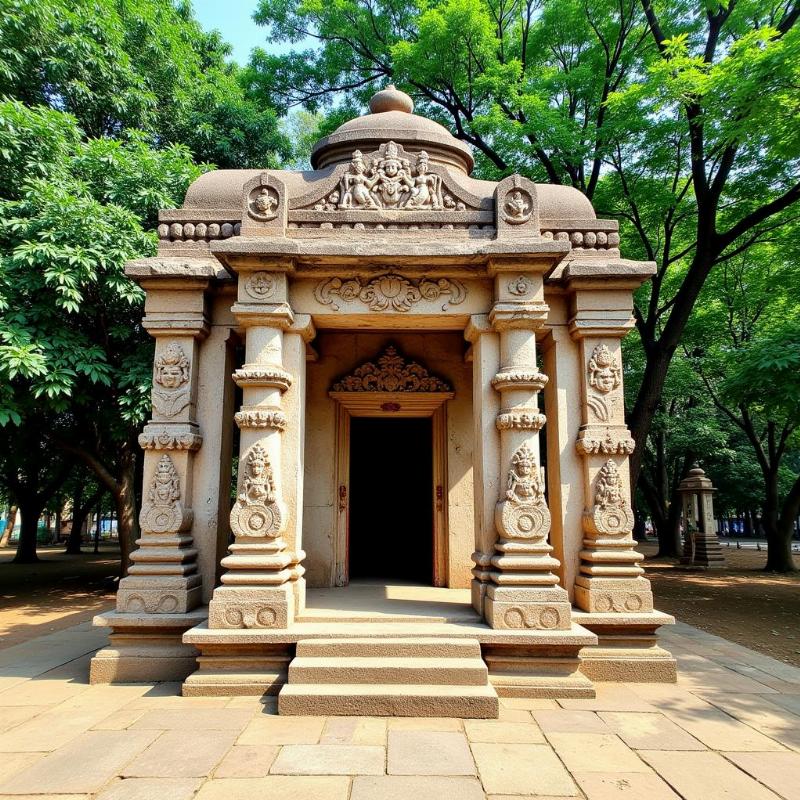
[484,643,596,698]
[208,584,294,629]
[573,610,677,683]
[117,575,202,615]
[89,608,207,684]
[574,576,653,614]
[485,585,572,630]
[681,533,725,568]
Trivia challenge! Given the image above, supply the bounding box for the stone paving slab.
[0,620,799,798]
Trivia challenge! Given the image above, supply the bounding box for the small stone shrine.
[679,464,725,569]
[91,85,676,715]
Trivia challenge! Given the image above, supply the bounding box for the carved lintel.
[315,274,466,313]
[331,345,451,393]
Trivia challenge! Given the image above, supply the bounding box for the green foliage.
[0,0,291,167]
[0,100,206,428]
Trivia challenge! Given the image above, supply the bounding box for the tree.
[0,0,291,167]
[0,100,206,568]
[251,0,800,492]
[684,238,800,571]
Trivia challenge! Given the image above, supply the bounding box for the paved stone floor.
[1,622,800,799]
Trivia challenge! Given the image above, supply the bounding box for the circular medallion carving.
[140,505,181,534]
[625,595,643,612]
[235,503,281,537]
[256,607,277,627]
[224,608,244,627]
[501,189,533,224]
[592,504,635,535]
[245,271,276,300]
[508,275,533,296]
[540,607,560,629]
[248,187,279,221]
[497,500,551,539]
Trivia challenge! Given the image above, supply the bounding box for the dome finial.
[369,84,414,114]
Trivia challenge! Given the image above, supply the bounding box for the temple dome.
[310,85,475,174]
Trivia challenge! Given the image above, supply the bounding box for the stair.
[278,637,499,717]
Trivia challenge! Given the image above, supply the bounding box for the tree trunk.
[115,449,140,576]
[13,503,42,563]
[65,485,101,555]
[765,475,800,573]
[0,505,16,547]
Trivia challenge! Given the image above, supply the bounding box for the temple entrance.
[348,417,434,583]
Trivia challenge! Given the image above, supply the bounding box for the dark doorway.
[349,417,433,583]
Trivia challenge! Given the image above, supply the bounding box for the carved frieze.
[495,443,551,540]
[491,368,548,393]
[314,274,466,313]
[575,429,636,456]
[331,345,451,393]
[139,454,191,534]
[234,409,288,431]
[139,426,203,451]
[496,411,547,432]
[586,459,635,535]
[152,343,191,418]
[230,444,284,538]
[233,365,293,391]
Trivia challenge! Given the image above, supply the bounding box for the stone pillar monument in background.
[679,465,725,569]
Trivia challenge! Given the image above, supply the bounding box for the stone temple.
[91,85,675,716]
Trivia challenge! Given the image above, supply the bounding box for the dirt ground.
[640,540,800,667]
[1,540,799,668]
[0,545,118,649]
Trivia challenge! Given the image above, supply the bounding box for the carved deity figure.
[140,454,185,533]
[403,151,441,209]
[150,454,180,506]
[152,343,191,418]
[253,188,277,216]
[595,460,625,508]
[371,142,413,208]
[340,150,379,209]
[506,443,545,504]
[588,344,621,394]
[505,190,530,220]
[240,444,276,506]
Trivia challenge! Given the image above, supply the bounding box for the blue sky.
[192,0,268,64]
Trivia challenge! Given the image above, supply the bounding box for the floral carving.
[501,189,533,224]
[491,368,548,392]
[234,409,288,430]
[138,428,203,451]
[496,411,547,432]
[248,187,279,221]
[230,444,283,538]
[315,274,466,312]
[139,454,189,534]
[245,271,275,300]
[575,429,636,455]
[152,344,191,418]
[233,366,293,391]
[588,344,621,394]
[332,346,451,393]
[496,443,551,539]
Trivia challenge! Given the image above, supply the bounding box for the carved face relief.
[139,454,185,534]
[245,271,275,300]
[496,442,551,540]
[588,344,621,395]
[506,443,544,504]
[248,186,279,221]
[502,189,533,224]
[230,443,283,538]
[155,344,189,390]
[595,460,625,508]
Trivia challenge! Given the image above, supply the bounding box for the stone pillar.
[118,280,210,612]
[679,465,724,568]
[484,272,571,630]
[465,316,501,616]
[570,313,653,614]
[208,266,300,629]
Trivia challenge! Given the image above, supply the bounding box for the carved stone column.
[208,266,298,629]
[117,280,209,615]
[571,323,653,614]
[484,272,571,630]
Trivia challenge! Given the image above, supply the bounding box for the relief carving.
[223,606,278,629]
[491,368,548,393]
[331,345,451,393]
[248,187,279,221]
[123,593,180,613]
[496,410,547,432]
[588,344,621,394]
[233,365,293,391]
[152,343,191,418]
[503,605,562,629]
[230,444,284,538]
[575,429,636,455]
[495,443,551,539]
[139,454,190,534]
[234,409,288,431]
[594,593,644,613]
[245,271,276,300]
[589,459,635,535]
[501,189,534,224]
[138,428,203,451]
[508,275,533,296]
[315,273,466,312]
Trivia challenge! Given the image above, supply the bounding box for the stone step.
[279,682,499,718]
[294,637,481,659]
[288,656,488,685]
